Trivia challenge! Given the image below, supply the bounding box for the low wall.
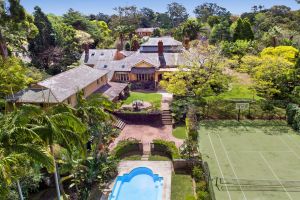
[173,159,201,173]
[114,111,162,124]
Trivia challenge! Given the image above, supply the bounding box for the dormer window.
[104,65,108,68]
[91,52,95,56]
[101,52,104,56]
[122,65,125,68]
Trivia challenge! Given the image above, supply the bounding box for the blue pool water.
[109,167,164,200]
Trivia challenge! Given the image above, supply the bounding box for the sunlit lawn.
[173,125,187,139]
[148,155,170,161]
[122,92,162,109]
[171,174,194,200]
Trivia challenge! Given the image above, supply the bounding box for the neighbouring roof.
[7,88,59,104]
[135,28,156,33]
[141,37,183,46]
[81,49,117,66]
[95,81,128,101]
[38,65,108,102]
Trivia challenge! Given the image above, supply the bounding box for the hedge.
[111,139,141,159]
[152,139,180,159]
[286,103,300,131]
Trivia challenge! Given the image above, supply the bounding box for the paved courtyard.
[110,124,183,150]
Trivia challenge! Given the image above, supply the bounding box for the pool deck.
[109,161,172,200]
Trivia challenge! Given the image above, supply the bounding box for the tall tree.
[139,7,156,28]
[232,18,254,41]
[0,0,38,58]
[28,6,57,71]
[194,3,230,23]
[209,21,231,44]
[160,42,229,96]
[174,19,202,41]
[167,2,189,27]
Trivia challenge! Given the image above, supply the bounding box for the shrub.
[152,139,180,159]
[192,166,204,182]
[286,103,299,125]
[185,195,197,200]
[196,181,207,192]
[197,191,210,200]
[111,139,140,159]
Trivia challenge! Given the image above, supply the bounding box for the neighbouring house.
[135,28,157,37]
[7,65,129,107]
[81,37,186,90]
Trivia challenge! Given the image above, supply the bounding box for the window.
[115,73,129,82]
[67,97,71,104]
[137,74,154,81]
[104,65,108,68]
[97,78,100,84]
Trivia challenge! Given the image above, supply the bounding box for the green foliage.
[260,46,299,63]
[161,44,230,96]
[232,18,254,41]
[197,191,210,200]
[152,139,180,159]
[194,3,230,23]
[186,107,198,140]
[0,56,42,98]
[286,103,299,125]
[209,21,231,44]
[167,2,189,27]
[29,6,57,72]
[0,0,38,58]
[152,28,161,37]
[192,166,204,182]
[174,19,202,41]
[221,40,258,58]
[111,139,140,159]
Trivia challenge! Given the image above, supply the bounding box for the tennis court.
[199,120,300,200]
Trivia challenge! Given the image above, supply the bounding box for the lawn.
[218,82,262,100]
[172,125,187,139]
[199,120,300,200]
[171,174,194,200]
[122,92,162,109]
[148,155,170,161]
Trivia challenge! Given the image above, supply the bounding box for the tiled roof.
[95,82,128,101]
[7,88,59,104]
[141,37,183,46]
[38,65,108,102]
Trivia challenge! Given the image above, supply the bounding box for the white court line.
[226,150,292,153]
[217,134,248,200]
[279,137,300,160]
[208,133,232,200]
[259,153,293,200]
[287,135,300,149]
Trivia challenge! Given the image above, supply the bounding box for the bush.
[185,196,197,200]
[192,166,204,182]
[196,181,207,192]
[286,103,300,131]
[152,139,180,159]
[111,139,140,159]
[197,191,210,200]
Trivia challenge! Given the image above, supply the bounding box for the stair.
[161,110,173,125]
[113,118,126,130]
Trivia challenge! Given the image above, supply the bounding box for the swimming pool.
[109,167,164,200]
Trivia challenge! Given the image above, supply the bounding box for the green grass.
[199,120,300,200]
[173,125,187,139]
[148,155,171,161]
[171,174,194,200]
[122,92,162,109]
[218,82,262,100]
[121,155,142,160]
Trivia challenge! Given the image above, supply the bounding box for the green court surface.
[199,120,300,200]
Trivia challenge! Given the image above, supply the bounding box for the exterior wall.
[137,32,152,37]
[84,75,107,98]
[134,61,153,68]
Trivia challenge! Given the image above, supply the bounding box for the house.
[135,28,157,37]
[81,37,186,90]
[7,65,129,107]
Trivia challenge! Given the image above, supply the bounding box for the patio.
[109,124,183,151]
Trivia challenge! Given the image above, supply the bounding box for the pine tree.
[242,18,254,40]
[233,18,244,41]
[28,6,56,71]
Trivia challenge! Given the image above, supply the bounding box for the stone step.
[141,154,149,161]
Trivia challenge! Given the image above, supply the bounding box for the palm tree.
[0,105,54,199]
[75,93,115,156]
[32,104,88,200]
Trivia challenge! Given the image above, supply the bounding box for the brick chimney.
[158,40,164,56]
[83,43,89,63]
